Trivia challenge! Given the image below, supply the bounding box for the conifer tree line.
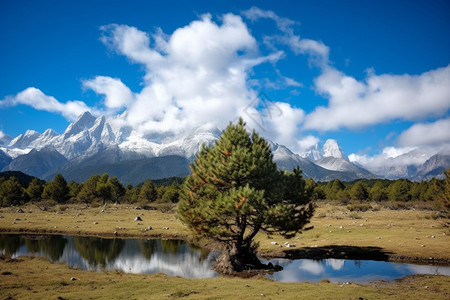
[0,169,449,209]
[0,173,181,207]
[0,169,449,210]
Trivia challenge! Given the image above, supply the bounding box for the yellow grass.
[0,256,449,299]
[0,202,449,260]
[1,202,449,299]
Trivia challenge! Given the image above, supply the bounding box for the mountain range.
[0,112,448,184]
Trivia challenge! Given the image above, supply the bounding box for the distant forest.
[0,170,449,214]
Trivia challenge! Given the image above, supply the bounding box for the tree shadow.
[274,245,394,261]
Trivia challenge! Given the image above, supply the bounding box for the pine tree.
[42,174,69,204]
[350,181,369,201]
[161,182,180,203]
[0,177,24,206]
[388,179,411,202]
[177,119,314,273]
[138,179,158,203]
[26,178,44,201]
[77,174,100,203]
[108,176,125,203]
[369,181,388,201]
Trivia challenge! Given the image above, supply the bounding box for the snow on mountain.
[299,144,322,161]
[359,149,432,180]
[322,139,349,161]
[62,111,96,139]
[161,125,221,159]
[0,147,32,159]
[299,139,348,161]
[5,111,446,182]
[8,130,41,149]
[297,138,375,178]
[315,156,376,179]
[118,134,160,157]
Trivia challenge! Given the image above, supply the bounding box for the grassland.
[0,202,448,261]
[0,202,449,299]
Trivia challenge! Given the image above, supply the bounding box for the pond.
[1,234,449,282]
[264,257,450,283]
[0,234,218,278]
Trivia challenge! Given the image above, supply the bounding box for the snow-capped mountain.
[269,141,370,181]
[1,111,446,183]
[299,144,322,161]
[0,111,222,183]
[2,148,67,178]
[352,148,450,180]
[322,139,349,161]
[8,130,41,149]
[299,139,377,179]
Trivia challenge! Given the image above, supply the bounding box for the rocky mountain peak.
[63,111,96,138]
[8,130,41,148]
[322,139,349,161]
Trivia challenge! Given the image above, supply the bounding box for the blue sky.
[1,0,449,162]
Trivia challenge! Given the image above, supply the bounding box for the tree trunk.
[213,240,281,275]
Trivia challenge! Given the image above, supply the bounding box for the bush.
[346,202,372,211]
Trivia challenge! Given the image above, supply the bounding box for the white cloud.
[398,118,450,147]
[381,146,417,159]
[262,102,305,147]
[305,65,450,131]
[83,76,134,111]
[0,87,96,121]
[243,7,329,66]
[297,135,320,151]
[281,36,329,64]
[98,13,301,144]
[242,6,296,34]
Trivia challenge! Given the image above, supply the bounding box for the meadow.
[0,201,449,299]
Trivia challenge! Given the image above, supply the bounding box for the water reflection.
[265,258,450,283]
[2,234,449,282]
[0,234,67,261]
[0,234,218,278]
[74,237,125,267]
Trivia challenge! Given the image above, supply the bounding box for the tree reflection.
[0,234,23,255]
[139,239,158,260]
[190,244,211,262]
[24,236,67,261]
[161,239,183,255]
[74,236,124,267]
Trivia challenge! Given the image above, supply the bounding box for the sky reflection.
[2,234,449,282]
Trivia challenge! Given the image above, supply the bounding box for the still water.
[264,257,450,283]
[0,234,218,278]
[1,234,449,282]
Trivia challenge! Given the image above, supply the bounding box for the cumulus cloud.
[96,13,306,146]
[398,118,450,147]
[297,135,320,151]
[0,87,96,121]
[349,146,432,171]
[83,76,134,111]
[304,65,450,131]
